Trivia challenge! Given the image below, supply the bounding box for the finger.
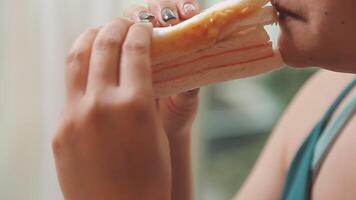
[65,28,99,102]
[176,0,200,19]
[87,18,133,91]
[148,0,180,26]
[123,5,160,26]
[171,88,200,109]
[120,22,153,92]
[159,88,200,133]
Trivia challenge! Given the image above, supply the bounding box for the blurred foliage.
[258,67,318,109]
[205,134,268,200]
[199,67,317,200]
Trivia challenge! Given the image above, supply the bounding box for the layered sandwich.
[151,0,283,97]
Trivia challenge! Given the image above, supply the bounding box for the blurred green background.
[196,67,316,200]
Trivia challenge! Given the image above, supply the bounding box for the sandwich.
[151,0,283,97]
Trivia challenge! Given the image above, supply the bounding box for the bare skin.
[53,1,200,200]
[271,0,356,72]
[236,0,356,198]
[236,70,356,200]
[124,2,201,199]
[53,0,356,199]
[53,20,173,200]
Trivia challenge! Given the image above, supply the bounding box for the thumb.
[170,88,200,110]
[165,88,200,122]
[160,88,200,135]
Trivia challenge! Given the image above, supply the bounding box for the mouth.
[271,1,306,22]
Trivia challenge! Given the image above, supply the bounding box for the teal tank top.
[281,78,356,200]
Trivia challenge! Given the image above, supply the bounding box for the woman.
[52,0,356,199]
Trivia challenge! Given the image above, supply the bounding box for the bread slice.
[151,0,283,97]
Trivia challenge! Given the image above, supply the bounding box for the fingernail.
[187,88,200,95]
[161,8,177,23]
[183,3,196,14]
[138,11,157,24]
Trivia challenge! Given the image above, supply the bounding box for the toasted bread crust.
[151,0,283,97]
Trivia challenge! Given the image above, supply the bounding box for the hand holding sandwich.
[53,1,201,199]
[124,0,201,139]
[52,19,172,200]
[123,2,201,200]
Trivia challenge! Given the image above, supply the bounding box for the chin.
[278,34,313,68]
[279,35,356,73]
[276,17,356,72]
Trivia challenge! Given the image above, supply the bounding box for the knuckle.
[84,95,103,116]
[82,94,109,121]
[52,115,76,154]
[66,49,87,66]
[106,17,133,31]
[133,22,152,30]
[52,130,70,155]
[120,92,152,113]
[52,134,63,155]
[123,39,149,54]
[94,36,121,50]
[127,86,154,99]
[85,27,100,35]
[118,92,156,122]
[114,17,134,26]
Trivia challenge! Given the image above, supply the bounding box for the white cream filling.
[153,0,270,38]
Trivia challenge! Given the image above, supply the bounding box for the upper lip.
[270,0,306,22]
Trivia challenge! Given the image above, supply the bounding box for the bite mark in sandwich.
[151,0,284,97]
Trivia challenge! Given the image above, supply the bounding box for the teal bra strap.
[281,78,356,200]
[312,95,356,173]
[318,79,356,130]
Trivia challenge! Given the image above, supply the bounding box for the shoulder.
[273,69,355,165]
[235,70,354,200]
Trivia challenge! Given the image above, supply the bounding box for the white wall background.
[0,0,151,199]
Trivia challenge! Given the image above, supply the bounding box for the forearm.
[168,133,193,200]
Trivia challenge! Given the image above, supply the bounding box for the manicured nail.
[138,11,156,24]
[161,8,177,23]
[183,3,196,14]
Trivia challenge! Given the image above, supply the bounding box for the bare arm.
[234,70,355,200]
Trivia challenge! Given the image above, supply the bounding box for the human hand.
[52,19,171,200]
[123,0,201,140]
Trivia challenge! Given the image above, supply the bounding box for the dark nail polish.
[161,8,177,23]
[138,11,156,23]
